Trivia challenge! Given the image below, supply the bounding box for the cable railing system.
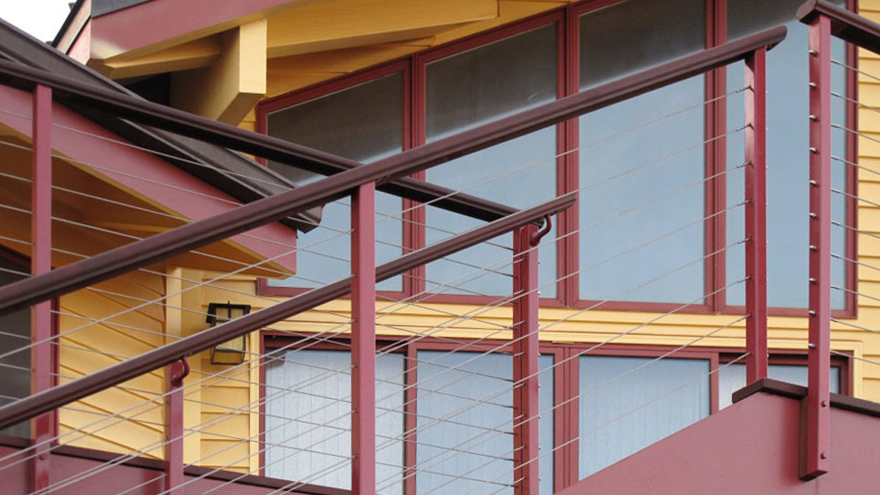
[792,0,880,481]
[0,23,785,495]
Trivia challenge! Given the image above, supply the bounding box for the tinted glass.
[268,73,404,178]
[267,73,404,291]
[718,363,842,409]
[578,1,706,303]
[425,25,558,297]
[578,356,710,478]
[426,25,558,139]
[265,349,405,494]
[0,257,30,438]
[579,0,705,89]
[415,351,555,495]
[726,0,848,308]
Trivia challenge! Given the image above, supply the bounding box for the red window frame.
[260,332,851,491]
[255,0,859,317]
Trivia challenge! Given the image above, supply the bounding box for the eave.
[0,82,296,276]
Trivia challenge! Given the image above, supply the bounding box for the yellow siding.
[57,269,167,459]
[54,267,264,472]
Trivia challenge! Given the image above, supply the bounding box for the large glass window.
[0,256,31,438]
[578,0,707,304]
[264,349,405,493]
[725,0,849,308]
[424,25,559,297]
[266,73,405,291]
[578,355,710,478]
[415,351,555,495]
[259,0,856,310]
[261,339,848,491]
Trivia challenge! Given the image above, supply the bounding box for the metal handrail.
[798,0,880,54]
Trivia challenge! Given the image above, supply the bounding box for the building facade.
[1,0,879,493]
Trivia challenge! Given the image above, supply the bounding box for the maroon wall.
[561,391,880,494]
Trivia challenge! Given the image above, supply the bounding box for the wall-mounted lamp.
[206,302,251,365]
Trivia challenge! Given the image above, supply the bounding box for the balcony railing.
[796,0,880,480]
[0,21,786,495]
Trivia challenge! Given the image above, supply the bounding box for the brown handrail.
[0,193,574,431]
[0,25,787,319]
[798,0,880,54]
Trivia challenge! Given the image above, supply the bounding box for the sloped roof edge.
[2,15,319,233]
[92,0,156,18]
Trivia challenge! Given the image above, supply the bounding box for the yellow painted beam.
[92,36,222,80]
[266,0,497,58]
[165,267,205,462]
[171,19,267,125]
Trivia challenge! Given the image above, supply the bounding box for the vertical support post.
[513,225,540,495]
[164,359,187,495]
[351,182,376,495]
[804,14,832,480]
[30,84,53,492]
[744,48,768,384]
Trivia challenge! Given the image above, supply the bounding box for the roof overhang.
[0,16,321,235]
[0,82,297,275]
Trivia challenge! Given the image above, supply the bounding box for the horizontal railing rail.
[0,25,787,320]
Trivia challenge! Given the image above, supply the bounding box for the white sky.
[0,0,75,43]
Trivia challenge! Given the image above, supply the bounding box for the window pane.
[266,73,404,291]
[718,363,842,410]
[416,351,554,495]
[426,25,557,139]
[726,0,848,308]
[0,256,30,438]
[579,0,705,89]
[425,25,558,297]
[578,1,706,303]
[578,78,705,303]
[264,349,405,494]
[578,356,710,478]
[268,73,404,173]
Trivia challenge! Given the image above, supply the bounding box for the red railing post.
[804,13,832,480]
[351,183,376,495]
[164,358,188,495]
[513,224,541,495]
[31,83,53,492]
[744,48,769,384]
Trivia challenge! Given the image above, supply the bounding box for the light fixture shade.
[206,303,251,365]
